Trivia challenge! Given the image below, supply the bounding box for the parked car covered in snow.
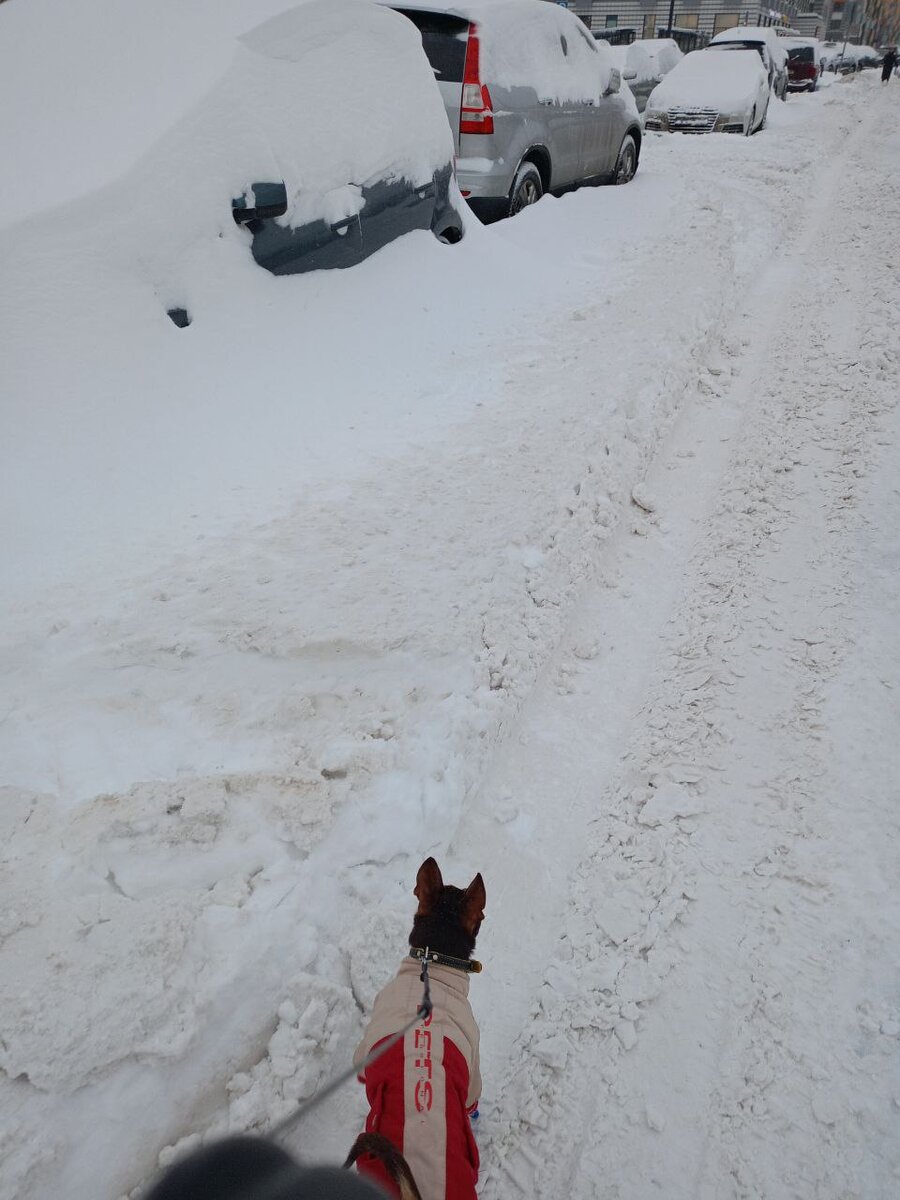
[644,48,770,135]
[819,41,845,71]
[384,0,642,220]
[708,25,789,99]
[783,38,823,91]
[822,43,876,73]
[597,39,659,112]
[231,0,465,276]
[633,37,684,78]
[855,45,883,68]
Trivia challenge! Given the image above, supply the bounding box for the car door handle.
[330,215,358,233]
[416,183,436,200]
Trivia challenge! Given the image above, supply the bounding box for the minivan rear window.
[787,46,815,62]
[394,9,469,83]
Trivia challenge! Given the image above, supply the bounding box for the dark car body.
[233,166,460,276]
[229,1,464,279]
[785,43,823,91]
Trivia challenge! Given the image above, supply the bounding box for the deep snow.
[1,14,898,1198]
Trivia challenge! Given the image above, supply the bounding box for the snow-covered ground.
[2,17,898,1198]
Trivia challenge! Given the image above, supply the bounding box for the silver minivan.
[385,0,642,220]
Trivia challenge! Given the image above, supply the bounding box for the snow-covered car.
[230,1,464,276]
[822,43,863,73]
[783,38,823,91]
[855,45,882,68]
[633,37,684,78]
[819,41,841,71]
[598,39,659,112]
[708,25,789,100]
[644,48,770,135]
[384,0,642,221]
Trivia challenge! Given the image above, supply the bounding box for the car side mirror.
[623,68,638,81]
[232,180,288,225]
[604,67,622,96]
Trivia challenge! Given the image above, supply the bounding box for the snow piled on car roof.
[0,0,292,227]
[649,48,766,111]
[230,1,453,196]
[0,0,452,230]
[0,0,454,310]
[381,0,616,102]
[710,24,788,68]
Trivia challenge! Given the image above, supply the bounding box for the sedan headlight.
[644,109,669,131]
[714,112,747,134]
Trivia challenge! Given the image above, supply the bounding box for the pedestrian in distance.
[882,47,898,82]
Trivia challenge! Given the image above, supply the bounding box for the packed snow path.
[1,76,898,1200]
[471,83,900,1200]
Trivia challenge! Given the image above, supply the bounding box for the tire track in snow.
[473,81,900,1200]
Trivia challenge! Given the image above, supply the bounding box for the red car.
[785,40,823,91]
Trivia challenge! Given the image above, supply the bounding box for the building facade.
[564,0,803,40]
[820,0,900,42]
[565,0,899,42]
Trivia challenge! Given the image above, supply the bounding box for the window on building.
[606,14,618,27]
[679,13,699,28]
[713,12,741,34]
[642,14,656,38]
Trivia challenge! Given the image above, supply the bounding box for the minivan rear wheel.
[614,134,638,185]
[508,162,543,217]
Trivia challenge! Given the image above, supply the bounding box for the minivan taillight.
[460,24,494,135]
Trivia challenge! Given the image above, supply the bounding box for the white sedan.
[644,48,770,136]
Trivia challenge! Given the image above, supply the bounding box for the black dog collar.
[409,946,482,974]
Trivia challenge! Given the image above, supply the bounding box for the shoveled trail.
[464,81,900,1199]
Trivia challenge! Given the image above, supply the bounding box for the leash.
[272,954,434,1143]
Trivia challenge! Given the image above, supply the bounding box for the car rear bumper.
[455,154,513,201]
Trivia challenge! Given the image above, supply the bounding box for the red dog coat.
[353,959,481,1200]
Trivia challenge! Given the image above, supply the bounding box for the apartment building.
[818,0,900,44]
[565,0,802,39]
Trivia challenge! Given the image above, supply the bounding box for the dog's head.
[409,857,485,962]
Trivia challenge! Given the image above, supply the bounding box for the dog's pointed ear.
[414,857,444,914]
[461,872,486,937]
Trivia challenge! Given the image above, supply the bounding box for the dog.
[345,857,485,1200]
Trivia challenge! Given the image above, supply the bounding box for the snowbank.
[0,0,298,228]
[0,0,457,602]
